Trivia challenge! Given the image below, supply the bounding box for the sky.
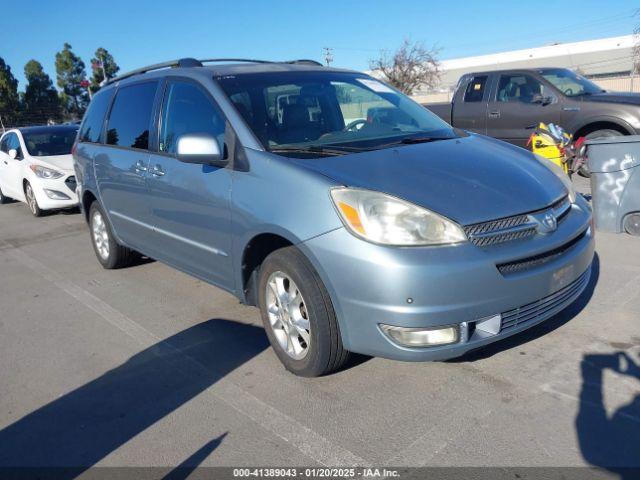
[3,0,638,91]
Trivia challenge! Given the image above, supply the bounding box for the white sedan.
[0,125,79,216]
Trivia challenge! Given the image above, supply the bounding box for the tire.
[578,129,624,178]
[258,246,350,377]
[0,186,10,204]
[89,202,136,269]
[24,182,43,217]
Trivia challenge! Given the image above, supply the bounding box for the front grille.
[463,196,571,247]
[65,176,77,193]
[497,229,587,275]
[501,268,590,331]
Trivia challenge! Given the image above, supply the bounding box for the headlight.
[330,188,466,246]
[30,164,63,179]
[534,154,576,203]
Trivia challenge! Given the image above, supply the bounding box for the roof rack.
[107,57,324,85]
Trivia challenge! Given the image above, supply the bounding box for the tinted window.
[79,89,114,143]
[5,133,22,158]
[497,74,545,103]
[23,128,78,156]
[159,82,226,154]
[463,76,487,102]
[106,82,158,149]
[0,135,8,153]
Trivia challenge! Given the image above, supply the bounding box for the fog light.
[380,324,459,347]
[44,189,70,200]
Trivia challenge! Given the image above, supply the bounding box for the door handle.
[488,111,501,119]
[134,160,147,173]
[150,165,165,177]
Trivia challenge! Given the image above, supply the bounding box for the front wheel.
[258,246,350,377]
[89,202,137,269]
[578,129,624,178]
[24,182,43,217]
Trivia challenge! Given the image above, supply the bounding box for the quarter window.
[463,76,488,103]
[79,88,115,143]
[106,82,158,150]
[159,82,226,155]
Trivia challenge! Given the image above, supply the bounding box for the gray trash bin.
[587,135,640,235]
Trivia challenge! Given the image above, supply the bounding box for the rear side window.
[106,82,158,150]
[463,76,488,102]
[79,88,114,143]
[159,81,226,155]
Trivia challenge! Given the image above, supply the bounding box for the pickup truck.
[425,67,640,148]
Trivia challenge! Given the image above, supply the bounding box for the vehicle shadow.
[0,319,269,476]
[449,253,600,362]
[576,351,640,479]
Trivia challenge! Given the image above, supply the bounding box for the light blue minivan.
[74,58,594,376]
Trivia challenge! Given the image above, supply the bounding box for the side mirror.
[8,149,18,160]
[176,133,227,167]
[531,94,552,106]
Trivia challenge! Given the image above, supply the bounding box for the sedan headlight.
[330,188,466,246]
[534,154,576,204]
[30,164,64,179]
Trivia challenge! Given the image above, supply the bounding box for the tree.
[369,39,441,96]
[23,60,62,125]
[55,43,88,118]
[90,47,120,93]
[0,57,20,128]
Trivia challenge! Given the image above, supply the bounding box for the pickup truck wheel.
[89,202,136,269]
[578,129,624,178]
[258,246,350,377]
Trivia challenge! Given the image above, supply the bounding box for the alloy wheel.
[265,271,311,360]
[92,210,110,260]
[25,184,37,215]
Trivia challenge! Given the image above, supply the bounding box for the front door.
[95,80,159,249]
[146,79,233,288]
[0,132,25,199]
[486,73,562,147]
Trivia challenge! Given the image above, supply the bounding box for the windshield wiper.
[375,136,454,149]
[270,146,349,156]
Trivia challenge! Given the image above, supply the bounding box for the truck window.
[463,76,487,102]
[497,74,545,103]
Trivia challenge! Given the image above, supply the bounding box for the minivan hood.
[31,154,74,172]
[585,92,640,106]
[293,134,567,226]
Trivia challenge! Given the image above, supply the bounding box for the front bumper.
[300,198,595,361]
[31,173,79,210]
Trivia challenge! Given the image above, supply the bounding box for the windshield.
[540,68,604,97]
[216,71,457,157]
[23,128,78,157]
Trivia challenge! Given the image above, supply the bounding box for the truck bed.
[423,102,452,124]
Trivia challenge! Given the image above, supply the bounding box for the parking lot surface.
[0,178,639,473]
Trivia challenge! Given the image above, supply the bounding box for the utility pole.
[323,47,334,66]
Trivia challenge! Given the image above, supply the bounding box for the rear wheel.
[0,186,10,204]
[258,246,350,377]
[89,202,136,269]
[578,129,624,178]
[24,182,43,217]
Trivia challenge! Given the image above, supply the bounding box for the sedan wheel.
[24,183,43,217]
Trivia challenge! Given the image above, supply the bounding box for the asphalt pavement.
[0,179,638,474]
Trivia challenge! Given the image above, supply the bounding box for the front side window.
[216,71,456,157]
[79,88,115,143]
[0,135,8,153]
[497,74,545,103]
[159,81,226,154]
[106,82,158,150]
[463,76,488,102]
[23,128,78,156]
[5,133,22,158]
[540,68,603,97]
